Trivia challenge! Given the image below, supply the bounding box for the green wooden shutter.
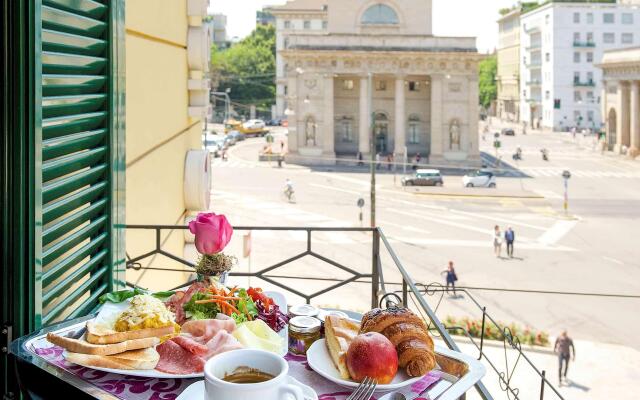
[37,0,125,327]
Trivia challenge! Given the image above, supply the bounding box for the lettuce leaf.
[183,293,220,320]
[236,289,258,317]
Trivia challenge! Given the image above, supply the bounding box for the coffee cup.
[204,349,304,400]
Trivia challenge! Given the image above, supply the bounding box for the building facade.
[207,13,229,49]
[270,0,481,165]
[599,46,640,157]
[497,9,521,122]
[519,2,640,131]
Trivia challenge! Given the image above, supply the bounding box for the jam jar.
[289,304,319,318]
[288,316,321,355]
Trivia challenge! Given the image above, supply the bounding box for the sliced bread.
[65,347,160,370]
[325,316,360,380]
[46,332,159,356]
[85,321,174,344]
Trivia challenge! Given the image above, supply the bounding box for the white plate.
[306,339,422,390]
[61,290,288,378]
[176,377,318,400]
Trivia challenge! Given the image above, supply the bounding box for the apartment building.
[497,9,521,122]
[520,2,640,131]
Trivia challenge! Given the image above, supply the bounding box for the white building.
[519,2,640,131]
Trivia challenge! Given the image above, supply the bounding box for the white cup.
[204,349,304,400]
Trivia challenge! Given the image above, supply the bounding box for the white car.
[463,170,497,188]
[243,119,266,130]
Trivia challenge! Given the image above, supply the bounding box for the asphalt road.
[206,125,640,350]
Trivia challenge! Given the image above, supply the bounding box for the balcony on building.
[526,42,542,51]
[524,25,541,34]
[573,41,596,48]
[526,79,542,87]
[525,60,542,69]
[574,79,596,87]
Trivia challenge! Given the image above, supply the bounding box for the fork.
[346,377,378,400]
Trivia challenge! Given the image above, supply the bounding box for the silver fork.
[346,377,378,400]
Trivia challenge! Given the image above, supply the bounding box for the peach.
[346,332,398,384]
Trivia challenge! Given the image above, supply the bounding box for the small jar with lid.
[288,316,321,355]
[289,304,319,318]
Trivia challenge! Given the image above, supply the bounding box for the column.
[616,81,631,152]
[394,76,406,157]
[630,81,640,156]
[430,74,443,158]
[468,76,480,158]
[287,74,299,152]
[359,75,370,154]
[323,75,335,155]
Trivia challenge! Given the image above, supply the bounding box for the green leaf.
[151,291,176,301]
[231,312,249,324]
[236,288,258,317]
[98,288,146,304]
[183,293,220,320]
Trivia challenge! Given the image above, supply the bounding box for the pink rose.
[188,213,233,255]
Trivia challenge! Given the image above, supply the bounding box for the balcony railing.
[574,80,596,87]
[526,79,542,86]
[573,41,596,48]
[525,61,542,69]
[122,224,565,400]
[526,43,542,51]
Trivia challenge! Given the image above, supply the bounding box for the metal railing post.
[371,229,380,309]
[540,370,546,400]
[402,279,408,307]
[479,306,486,360]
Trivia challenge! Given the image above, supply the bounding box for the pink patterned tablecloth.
[31,340,441,400]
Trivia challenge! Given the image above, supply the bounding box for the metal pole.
[371,229,380,309]
[540,370,546,400]
[369,73,376,228]
[563,178,569,215]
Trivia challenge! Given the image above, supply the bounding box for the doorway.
[374,112,388,154]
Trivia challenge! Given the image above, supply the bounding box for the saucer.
[176,376,318,400]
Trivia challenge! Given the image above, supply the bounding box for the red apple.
[346,332,398,384]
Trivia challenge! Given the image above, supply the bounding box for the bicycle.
[282,187,296,203]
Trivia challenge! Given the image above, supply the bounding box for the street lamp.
[562,170,571,215]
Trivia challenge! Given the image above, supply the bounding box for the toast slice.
[65,347,160,370]
[47,332,159,356]
[85,321,174,344]
[325,316,360,380]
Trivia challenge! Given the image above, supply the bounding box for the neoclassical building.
[599,47,640,157]
[269,0,482,165]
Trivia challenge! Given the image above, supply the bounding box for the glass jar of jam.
[289,304,319,318]
[288,316,321,355]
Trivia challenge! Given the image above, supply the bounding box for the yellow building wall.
[125,0,202,291]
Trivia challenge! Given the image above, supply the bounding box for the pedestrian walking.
[357,151,364,166]
[376,152,381,170]
[280,140,285,153]
[386,154,392,171]
[441,261,458,295]
[554,331,575,384]
[493,225,503,257]
[413,153,421,170]
[505,227,515,258]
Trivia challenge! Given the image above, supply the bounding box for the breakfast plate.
[176,377,318,400]
[306,339,422,390]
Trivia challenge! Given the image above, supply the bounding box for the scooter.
[512,147,523,161]
[541,149,549,161]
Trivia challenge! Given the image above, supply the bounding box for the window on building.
[603,33,615,44]
[284,85,288,95]
[587,32,594,43]
[603,13,614,24]
[555,99,561,109]
[587,91,594,102]
[622,33,633,44]
[574,71,580,83]
[322,20,328,29]
[361,4,399,25]
[574,91,582,102]
[587,52,593,62]
[343,79,354,90]
[545,53,550,62]
[622,13,633,24]
[588,110,594,121]
[408,81,420,92]
[587,13,594,24]
[574,110,582,122]
[587,72,594,83]
[545,15,550,25]
[573,12,580,23]
[408,115,421,144]
[284,38,289,48]
[574,32,580,43]
[545,90,550,100]
[303,20,311,29]
[284,20,291,29]
[573,52,581,63]
[375,80,387,91]
[340,118,354,142]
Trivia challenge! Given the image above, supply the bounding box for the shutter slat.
[43,112,107,140]
[43,29,106,57]
[43,249,108,306]
[43,51,106,75]
[42,146,106,182]
[42,233,108,287]
[43,216,107,266]
[43,0,107,20]
[42,269,109,326]
[65,283,109,321]
[43,94,106,118]
[42,74,106,96]
[43,183,107,224]
[42,5,106,38]
[42,165,107,204]
[43,199,107,246]
[43,129,106,160]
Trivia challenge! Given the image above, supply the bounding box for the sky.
[208,0,516,53]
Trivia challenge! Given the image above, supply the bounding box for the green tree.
[211,24,276,115]
[478,55,497,109]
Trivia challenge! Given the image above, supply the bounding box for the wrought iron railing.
[125,225,565,400]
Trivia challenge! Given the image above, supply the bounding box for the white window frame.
[603,33,615,44]
[622,33,633,44]
[603,13,614,24]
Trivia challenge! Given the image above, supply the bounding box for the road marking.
[315,172,383,189]
[390,237,577,252]
[388,208,498,237]
[309,183,364,196]
[378,219,431,234]
[533,190,563,200]
[537,220,578,246]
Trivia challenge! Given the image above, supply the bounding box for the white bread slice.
[65,348,160,370]
[325,316,360,380]
[47,332,159,356]
[85,321,174,344]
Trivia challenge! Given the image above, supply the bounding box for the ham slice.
[155,340,206,375]
[182,318,236,342]
[204,330,244,359]
[171,335,209,356]
[166,282,206,324]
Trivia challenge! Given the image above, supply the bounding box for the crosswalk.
[507,167,640,178]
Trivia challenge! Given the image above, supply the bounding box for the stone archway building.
[269,0,482,166]
[599,47,640,157]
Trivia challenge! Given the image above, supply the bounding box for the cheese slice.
[232,320,284,354]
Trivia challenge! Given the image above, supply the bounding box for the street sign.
[357,198,365,208]
[494,140,501,149]
[494,132,500,139]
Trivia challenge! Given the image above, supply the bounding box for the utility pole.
[368,73,376,228]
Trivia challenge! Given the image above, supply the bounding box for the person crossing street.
[505,227,515,258]
[554,331,576,384]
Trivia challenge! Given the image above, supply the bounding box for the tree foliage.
[211,24,276,113]
[478,55,497,109]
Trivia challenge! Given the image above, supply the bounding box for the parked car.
[243,119,266,131]
[401,169,444,187]
[267,118,282,126]
[224,132,237,146]
[463,170,497,188]
[228,130,245,142]
[204,134,226,157]
[501,128,515,136]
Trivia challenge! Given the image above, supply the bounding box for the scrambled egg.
[114,294,178,333]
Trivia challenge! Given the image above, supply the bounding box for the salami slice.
[155,340,206,374]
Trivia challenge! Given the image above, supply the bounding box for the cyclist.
[284,178,295,201]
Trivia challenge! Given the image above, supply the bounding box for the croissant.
[361,307,436,377]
